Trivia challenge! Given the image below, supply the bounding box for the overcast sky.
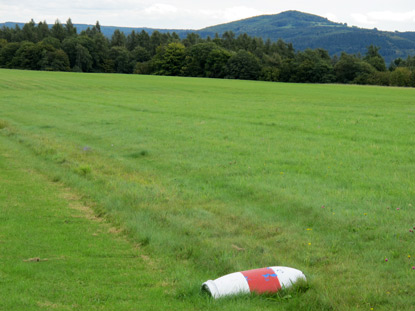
[1,0,414,32]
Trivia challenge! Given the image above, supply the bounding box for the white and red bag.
[202,266,306,299]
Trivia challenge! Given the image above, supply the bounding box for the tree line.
[1,19,415,87]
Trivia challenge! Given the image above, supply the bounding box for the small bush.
[129,150,148,158]
[139,235,151,246]
[75,165,91,176]
[0,120,9,129]
[51,175,61,182]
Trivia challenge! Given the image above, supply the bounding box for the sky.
[1,0,415,32]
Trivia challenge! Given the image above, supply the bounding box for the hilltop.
[199,11,415,63]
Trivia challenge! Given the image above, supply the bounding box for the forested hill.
[2,10,415,63]
[199,11,415,63]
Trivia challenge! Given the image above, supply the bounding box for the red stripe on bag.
[241,268,282,294]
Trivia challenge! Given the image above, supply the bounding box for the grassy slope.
[0,69,414,310]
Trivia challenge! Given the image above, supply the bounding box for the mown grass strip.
[0,135,194,310]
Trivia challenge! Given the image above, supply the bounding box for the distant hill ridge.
[2,10,415,63]
[199,11,415,63]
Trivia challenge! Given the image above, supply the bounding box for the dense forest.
[1,19,415,87]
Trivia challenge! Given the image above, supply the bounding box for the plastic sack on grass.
[202,266,306,299]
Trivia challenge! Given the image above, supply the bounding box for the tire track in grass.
[0,135,192,311]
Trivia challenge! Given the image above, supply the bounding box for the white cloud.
[144,4,178,15]
[350,10,415,30]
[351,13,376,25]
[200,6,263,23]
[367,10,415,22]
[325,12,340,23]
[221,6,263,22]
[133,5,264,29]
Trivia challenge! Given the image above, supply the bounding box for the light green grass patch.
[1,69,415,310]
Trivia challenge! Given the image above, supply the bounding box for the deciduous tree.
[226,50,261,80]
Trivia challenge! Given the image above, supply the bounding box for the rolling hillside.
[2,10,415,63]
[199,11,415,63]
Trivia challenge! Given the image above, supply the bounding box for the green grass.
[1,69,415,310]
[0,135,188,310]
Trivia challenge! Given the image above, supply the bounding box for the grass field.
[1,69,414,310]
